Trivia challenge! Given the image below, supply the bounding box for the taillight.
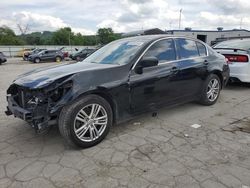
[224,54,249,63]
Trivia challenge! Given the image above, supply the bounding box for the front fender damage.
[6,75,75,133]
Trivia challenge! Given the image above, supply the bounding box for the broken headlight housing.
[48,81,73,103]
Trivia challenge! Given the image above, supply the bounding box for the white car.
[213,39,250,83]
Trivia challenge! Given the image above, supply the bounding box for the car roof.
[218,38,250,43]
[214,38,250,50]
[118,34,202,43]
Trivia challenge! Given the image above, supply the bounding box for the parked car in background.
[213,39,250,83]
[23,48,46,60]
[5,35,229,148]
[28,49,64,63]
[70,48,96,61]
[0,52,7,65]
[17,48,35,57]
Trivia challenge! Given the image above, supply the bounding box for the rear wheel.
[58,95,113,148]
[199,74,221,106]
[55,56,62,62]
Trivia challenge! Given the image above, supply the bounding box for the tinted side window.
[196,42,207,56]
[144,39,176,63]
[46,51,53,55]
[176,39,199,59]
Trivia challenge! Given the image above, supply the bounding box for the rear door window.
[196,42,207,56]
[176,39,199,59]
[143,39,176,63]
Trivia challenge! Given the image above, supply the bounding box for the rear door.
[41,50,52,61]
[48,50,57,60]
[174,38,208,98]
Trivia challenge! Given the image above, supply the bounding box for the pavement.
[0,58,250,188]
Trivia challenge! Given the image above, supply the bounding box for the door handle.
[204,60,209,65]
[170,66,179,74]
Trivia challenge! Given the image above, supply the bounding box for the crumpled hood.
[14,62,117,88]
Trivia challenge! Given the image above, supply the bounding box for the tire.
[199,74,221,106]
[55,56,62,62]
[34,58,40,63]
[58,94,113,148]
[76,56,81,61]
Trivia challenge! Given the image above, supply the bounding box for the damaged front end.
[5,77,73,133]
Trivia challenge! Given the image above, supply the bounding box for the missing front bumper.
[5,95,56,133]
[5,96,32,121]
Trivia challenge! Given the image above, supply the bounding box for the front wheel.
[199,74,221,106]
[76,56,81,61]
[58,95,113,148]
[34,58,41,63]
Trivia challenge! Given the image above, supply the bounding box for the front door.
[129,38,180,113]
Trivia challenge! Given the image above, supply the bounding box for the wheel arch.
[73,89,118,124]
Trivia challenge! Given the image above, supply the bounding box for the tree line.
[0,26,122,46]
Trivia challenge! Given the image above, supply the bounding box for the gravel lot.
[0,58,250,188]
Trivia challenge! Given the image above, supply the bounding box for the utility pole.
[240,18,243,29]
[69,32,71,46]
[178,9,182,30]
[169,21,173,30]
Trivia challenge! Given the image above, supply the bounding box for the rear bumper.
[229,63,250,83]
[222,64,230,86]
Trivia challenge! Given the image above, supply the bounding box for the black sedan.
[5,35,229,148]
[70,48,96,61]
[0,52,7,65]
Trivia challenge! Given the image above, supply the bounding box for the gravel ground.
[0,58,250,188]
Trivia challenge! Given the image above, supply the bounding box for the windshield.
[214,39,250,51]
[83,39,146,65]
[38,50,45,55]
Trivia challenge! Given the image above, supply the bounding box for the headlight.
[49,81,73,102]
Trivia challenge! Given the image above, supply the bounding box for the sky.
[1,0,250,35]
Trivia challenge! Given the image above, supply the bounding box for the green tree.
[72,33,85,45]
[0,26,24,45]
[97,28,120,44]
[52,27,73,45]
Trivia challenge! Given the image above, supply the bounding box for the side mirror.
[135,56,159,74]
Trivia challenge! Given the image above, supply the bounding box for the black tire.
[76,56,81,61]
[34,58,40,63]
[58,94,113,148]
[55,56,62,62]
[199,74,221,106]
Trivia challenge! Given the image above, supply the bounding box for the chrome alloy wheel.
[207,78,220,102]
[73,104,108,142]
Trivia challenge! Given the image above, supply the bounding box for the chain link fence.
[0,45,95,57]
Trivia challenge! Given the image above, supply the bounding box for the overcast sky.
[1,0,250,35]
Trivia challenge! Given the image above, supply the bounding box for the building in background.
[166,28,250,45]
[122,27,250,46]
